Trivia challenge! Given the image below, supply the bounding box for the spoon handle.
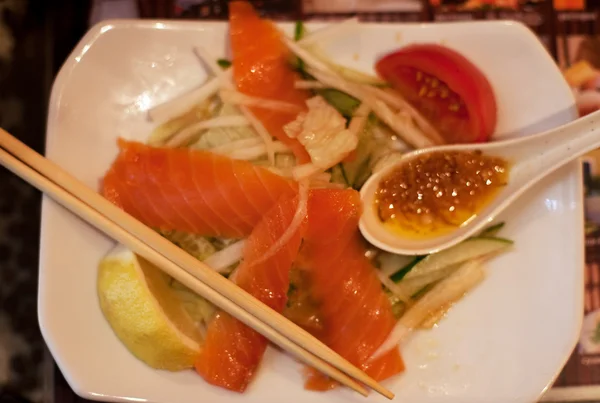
[503,109,600,187]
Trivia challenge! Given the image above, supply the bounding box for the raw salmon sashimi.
[194,194,307,392]
[229,1,312,163]
[102,139,297,239]
[298,188,405,390]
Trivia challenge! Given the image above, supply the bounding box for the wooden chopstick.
[0,129,394,399]
[0,136,367,397]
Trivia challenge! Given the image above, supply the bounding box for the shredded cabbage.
[166,115,250,148]
[284,96,358,178]
[192,103,259,150]
[159,229,217,261]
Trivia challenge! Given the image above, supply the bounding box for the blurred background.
[0,0,599,402]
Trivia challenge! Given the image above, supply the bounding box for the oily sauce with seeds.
[375,150,508,238]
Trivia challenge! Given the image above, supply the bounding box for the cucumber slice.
[341,119,380,189]
[377,252,415,277]
[394,265,458,298]
[402,237,513,281]
[390,256,425,283]
[315,89,360,119]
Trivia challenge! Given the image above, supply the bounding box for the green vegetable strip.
[315,89,361,119]
[478,222,505,237]
[217,58,232,69]
[293,21,307,75]
[294,20,306,41]
[471,236,513,244]
[391,255,426,283]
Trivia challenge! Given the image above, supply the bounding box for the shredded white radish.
[370,99,435,149]
[148,76,222,124]
[307,45,387,86]
[292,163,322,180]
[291,29,440,142]
[420,303,454,329]
[305,66,434,149]
[366,86,444,145]
[209,137,264,154]
[239,106,276,164]
[298,17,359,47]
[295,80,327,90]
[203,240,246,273]
[266,166,293,177]
[289,37,435,149]
[193,45,277,164]
[306,66,363,98]
[227,141,291,160]
[284,37,334,74]
[393,266,458,299]
[372,259,485,359]
[348,102,371,137]
[247,180,309,268]
[220,89,303,114]
[194,46,227,78]
[309,172,337,189]
[377,270,411,305]
[165,115,250,147]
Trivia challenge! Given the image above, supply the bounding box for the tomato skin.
[375,44,497,144]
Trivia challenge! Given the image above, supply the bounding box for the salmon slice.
[299,188,405,390]
[229,1,311,163]
[101,139,297,239]
[194,195,307,392]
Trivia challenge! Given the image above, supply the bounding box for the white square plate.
[40,19,582,403]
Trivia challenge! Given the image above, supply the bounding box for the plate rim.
[39,18,584,403]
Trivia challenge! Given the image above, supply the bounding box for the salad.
[96,1,512,394]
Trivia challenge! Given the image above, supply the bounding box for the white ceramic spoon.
[360,109,600,256]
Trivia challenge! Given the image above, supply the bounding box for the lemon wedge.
[97,244,205,371]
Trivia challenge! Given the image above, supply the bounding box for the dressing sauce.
[375,150,509,238]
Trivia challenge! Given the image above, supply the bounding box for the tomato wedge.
[375,44,497,144]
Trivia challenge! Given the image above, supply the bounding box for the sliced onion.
[247,179,309,268]
[203,240,246,273]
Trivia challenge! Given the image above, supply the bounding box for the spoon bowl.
[360,109,600,255]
